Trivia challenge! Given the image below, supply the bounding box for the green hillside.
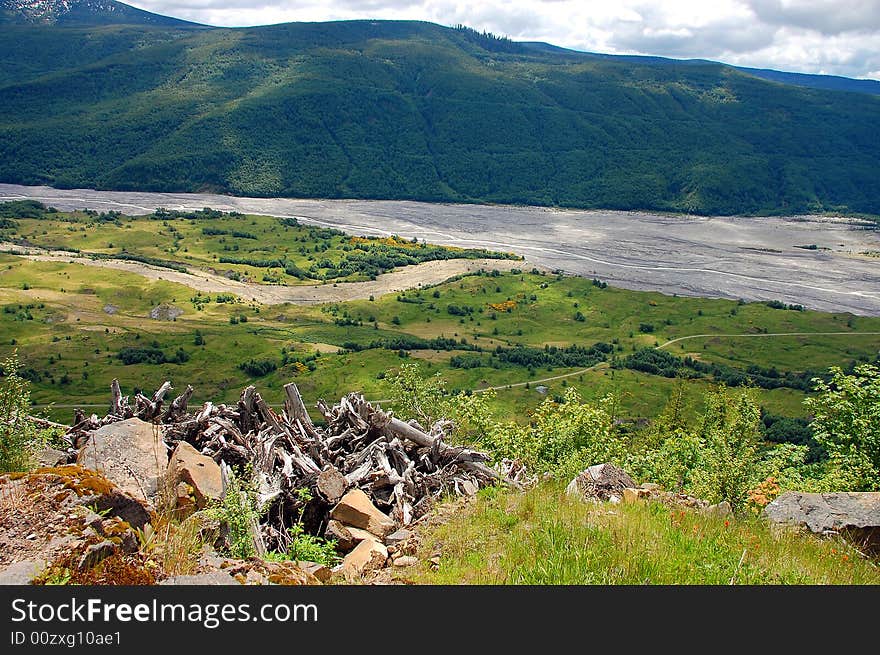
[0,19,878,215]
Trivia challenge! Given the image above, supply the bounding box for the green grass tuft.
[417,483,880,585]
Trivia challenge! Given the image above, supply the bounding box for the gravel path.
[2,183,879,315]
[0,244,523,305]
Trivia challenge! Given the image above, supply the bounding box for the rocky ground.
[0,380,524,586]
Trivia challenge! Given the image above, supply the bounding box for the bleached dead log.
[284,382,320,439]
[152,381,173,405]
[238,386,257,435]
[110,379,124,417]
[378,413,506,485]
[164,385,193,421]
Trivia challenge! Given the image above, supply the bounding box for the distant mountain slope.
[0,19,878,216]
[734,66,880,97]
[523,42,880,97]
[0,0,202,26]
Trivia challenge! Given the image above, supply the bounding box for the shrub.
[689,387,762,512]
[117,347,167,365]
[0,351,40,472]
[386,361,449,426]
[205,467,261,559]
[238,359,277,377]
[629,384,810,512]
[805,364,880,490]
[278,523,339,566]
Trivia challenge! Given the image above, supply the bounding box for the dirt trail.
[1,243,525,305]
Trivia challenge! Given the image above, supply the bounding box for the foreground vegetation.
[1,21,878,216]
[415,483,879,584]
[4,327,879,584]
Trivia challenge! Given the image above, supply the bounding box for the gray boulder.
[77,418,166,506]
[0,560,47,585]
[35,447,68,468]
[764,491,880,554]
[149,304,183,321]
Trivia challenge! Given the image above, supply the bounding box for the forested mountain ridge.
[0,16,878,216]
[0,0,201,26]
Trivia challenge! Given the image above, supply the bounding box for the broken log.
[164,385,194,421]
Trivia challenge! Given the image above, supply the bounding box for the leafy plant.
[690,387,762,512]
[204,466,262,559]
[278,523,339,566]
[805,364,880,491]
[0,350,40,473]
[386,361,451,427]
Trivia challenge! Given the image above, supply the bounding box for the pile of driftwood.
[48,380,529,551]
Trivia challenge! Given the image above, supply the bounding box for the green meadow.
[1,208,877,431]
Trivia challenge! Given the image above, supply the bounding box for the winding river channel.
[2,183,879,316]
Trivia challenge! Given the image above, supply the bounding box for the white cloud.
[124,0,880,79]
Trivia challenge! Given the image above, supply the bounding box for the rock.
[566,463,637,502]
[149,304,183,321]
[764,491,880,553]
[385,528,413,546]
[174,481,196,513]
[166,441,223,509]
[392,556,419,568]
[622,487,651,503]
[0,560,47,585]
[330,489,396,538]
[83,509,106,535]
[316,466,347,503]
[342,538,388,577]
[77,541,117,570]
[705,501,733,517]
[160,571,241,585]
[36,447,68,468]
[77,418,166,506]
[76,486,152,530]
[346,525,382,544]
[258,561,320,586]
[639,483,662,492]
[325,520,356,552]
[298,561,331,583]
[244,570,267,585]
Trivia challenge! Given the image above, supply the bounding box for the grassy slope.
[2,212,878,425]
[0,21,878,215]
[411,483,880,584]
[7,210,515,284]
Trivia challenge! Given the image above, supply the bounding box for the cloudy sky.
[127,0,880,79]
